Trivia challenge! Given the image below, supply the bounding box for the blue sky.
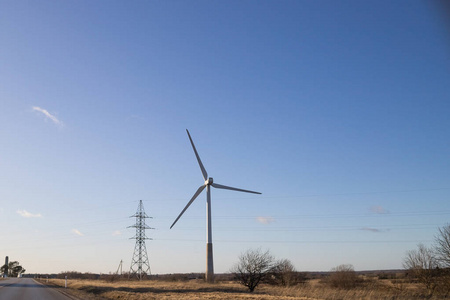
[1,1,449,274]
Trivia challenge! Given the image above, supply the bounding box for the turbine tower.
[171,129,261,282]
[129,200,153,280]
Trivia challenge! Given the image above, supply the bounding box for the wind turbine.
[170,129,261,282]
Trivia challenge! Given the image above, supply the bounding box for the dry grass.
[43,279,311,299]
[38,278,448,300]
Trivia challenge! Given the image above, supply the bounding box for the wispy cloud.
[112,230,122,236]
[370,205,389,214]
[17,210,42,218]
[360,227,390,233]
[71,229,84,236]
[256,216,275,224]
[32,106,63,127]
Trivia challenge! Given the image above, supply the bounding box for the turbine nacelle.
[170,131,261,231]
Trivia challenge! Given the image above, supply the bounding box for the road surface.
[0,278,75,300]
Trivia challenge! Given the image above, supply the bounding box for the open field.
[38,277,449,300]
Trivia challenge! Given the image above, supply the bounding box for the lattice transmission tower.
[128,200,153,280]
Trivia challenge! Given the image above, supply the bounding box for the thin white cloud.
[256,216,275,224]
[17,210,42,218]
[112,230,122,236]
[370,205,389,214]
[32,106,63,127]
[71,229,84,236]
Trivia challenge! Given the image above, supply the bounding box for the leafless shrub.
[268,259,305,286]
[435,224,450,268]
[327,264,361,289]
[231,248,274,292]
[403,243,440,296]
[434,268,450,297]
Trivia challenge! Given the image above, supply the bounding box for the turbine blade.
[186,129,208,181]
[170,185,206,229]
[211,183,261,194]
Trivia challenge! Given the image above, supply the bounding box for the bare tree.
[433,224,450,296]
[328,264,359,289]
[270,259,297,286]
[435,224,450,268]
[403,244,439,295]
[231,248,274,292]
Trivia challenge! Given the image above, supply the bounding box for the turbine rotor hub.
[206,177,213,185]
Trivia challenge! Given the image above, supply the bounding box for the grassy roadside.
[36,277,445,300]
[40,279,312,300]
[36,278,108,300]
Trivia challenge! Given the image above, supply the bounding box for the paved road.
[0,278,75,300]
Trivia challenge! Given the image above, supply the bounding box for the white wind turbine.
[170,129,261,282]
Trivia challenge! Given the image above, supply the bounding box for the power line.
[153,209,450,220]
[154,238,433,244]
[154,187,450,202]
[253,187,450,199]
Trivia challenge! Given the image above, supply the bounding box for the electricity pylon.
[115,260,123,276]
[129,200,153,280]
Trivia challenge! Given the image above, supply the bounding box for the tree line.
[1,261,25,278]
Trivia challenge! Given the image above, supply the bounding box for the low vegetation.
[33,224,450,299]
[325,264,361,289]
[230,248,304,292]
[402,224,450,297]
[231,248,275,292]
[39,273,450,300]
